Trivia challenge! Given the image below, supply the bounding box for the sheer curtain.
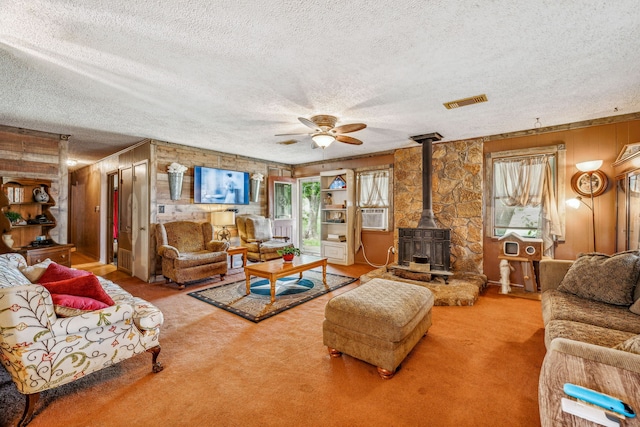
[357,170,389,207]
[494,155,561,255]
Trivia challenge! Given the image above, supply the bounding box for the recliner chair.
[156,221,229,288]
[236,214,292,262]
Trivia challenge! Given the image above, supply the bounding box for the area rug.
[188,270,357,322]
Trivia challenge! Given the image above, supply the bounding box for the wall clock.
[570,170,608,197]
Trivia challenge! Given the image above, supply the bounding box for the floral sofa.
[538,253,640,426]
[0,253,164,426]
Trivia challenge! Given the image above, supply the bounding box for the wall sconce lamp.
[567,160,604,252]
[211,211,235,241]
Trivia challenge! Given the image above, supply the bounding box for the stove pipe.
[409,132,443,229]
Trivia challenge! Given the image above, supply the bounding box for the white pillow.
[19,258,54,282]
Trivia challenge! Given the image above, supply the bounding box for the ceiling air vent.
[443,94,488,110]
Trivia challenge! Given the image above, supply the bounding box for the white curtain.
[494,155,561,255]
[357,170,389,207]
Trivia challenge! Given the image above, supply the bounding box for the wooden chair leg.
[146,345,164,373]
[18,393,40,427]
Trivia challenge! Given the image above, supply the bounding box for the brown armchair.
[236,214,293,262]
[156,221,229,289]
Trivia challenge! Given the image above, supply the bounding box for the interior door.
[132,161,149,281]
[106,171,118,265]
[118,166,133,274]
[268,176,297,245]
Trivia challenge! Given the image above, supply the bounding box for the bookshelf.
[320,169,355,265]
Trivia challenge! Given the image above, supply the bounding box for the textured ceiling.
[1,1,639,168]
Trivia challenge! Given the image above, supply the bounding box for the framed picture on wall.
[570,170,608,197]
[613,142,640,166]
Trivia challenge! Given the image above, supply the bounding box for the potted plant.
[277,246,301,262]
[4,211,22,225]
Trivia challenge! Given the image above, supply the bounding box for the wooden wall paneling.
[482,119,640,282]
[0,126,67,247]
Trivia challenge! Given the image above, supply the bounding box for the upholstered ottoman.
[323,278,434,379]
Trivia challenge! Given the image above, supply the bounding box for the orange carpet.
[1,269,546,427]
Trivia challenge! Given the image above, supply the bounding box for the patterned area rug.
[188,270,357,322]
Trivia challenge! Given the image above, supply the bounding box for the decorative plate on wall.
[570,170,608,197]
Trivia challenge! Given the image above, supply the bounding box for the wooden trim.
[484,112,640,142]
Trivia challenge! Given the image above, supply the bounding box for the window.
[488,145,566,256]
[356,167,392,230]
[493,155,554,238]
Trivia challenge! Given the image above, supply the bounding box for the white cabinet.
[320,169,355,265]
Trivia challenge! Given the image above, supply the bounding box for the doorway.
[299,176,321,256]
[268,176,297,245]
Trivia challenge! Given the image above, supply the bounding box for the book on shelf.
[326,234,347,242]
[5,187,24,203]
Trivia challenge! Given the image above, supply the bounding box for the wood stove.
[398,227,450,271]
[397,132,451,272]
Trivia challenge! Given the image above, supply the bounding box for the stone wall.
[394,139,483,273]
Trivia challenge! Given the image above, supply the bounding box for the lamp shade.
[566,198,581,209]
[312,133,336,148]
[575,160,603,172]
[211,211,235,226]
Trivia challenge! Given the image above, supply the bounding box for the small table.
[244,255,327,302]
[227,246,247,268]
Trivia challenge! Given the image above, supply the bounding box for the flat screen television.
[193,166,250,204]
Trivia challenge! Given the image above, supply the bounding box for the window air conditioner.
[360,208,388,230]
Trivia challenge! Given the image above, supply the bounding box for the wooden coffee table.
[244,255,327,302]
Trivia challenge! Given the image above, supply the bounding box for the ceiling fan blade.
[298,117,321,131]
[333,123,367,134]
[336,135,363,145]
[276,139,299,145]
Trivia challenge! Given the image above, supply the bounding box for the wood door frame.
[268,176,297,245]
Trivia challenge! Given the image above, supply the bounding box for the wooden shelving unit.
[320,169,355,265]
[1,177,73,266]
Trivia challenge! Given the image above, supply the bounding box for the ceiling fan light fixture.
[312,133,336,148]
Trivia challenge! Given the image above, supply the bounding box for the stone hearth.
[360,267,487,306]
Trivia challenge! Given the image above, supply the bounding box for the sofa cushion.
[631,298,640,316]
[557,252,639,306]
[245,216,273,241]
[19,258,54,282]
[38,262,91,283]
[542,289,640,334]
[173,250,227,268]
[52,293,110,317]
[40,274,115,306]
[0,253,32,288]
[163,221,206,253]
[545,319,637,349]
[614,334,640,355]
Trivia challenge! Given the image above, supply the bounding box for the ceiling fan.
[276,115,366,148]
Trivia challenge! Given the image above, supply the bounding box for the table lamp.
[211,211,235,241]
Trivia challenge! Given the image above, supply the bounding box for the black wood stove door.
[398,228,451,271]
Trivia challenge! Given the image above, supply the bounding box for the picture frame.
[570,170,608,197]
[613,142,640,166]
[329,175,346,189]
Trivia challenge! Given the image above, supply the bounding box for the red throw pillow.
[51,294,110,311]
[38,262,91,283]
[41,274,115,306]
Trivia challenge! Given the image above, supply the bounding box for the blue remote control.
[564,383,636,418]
